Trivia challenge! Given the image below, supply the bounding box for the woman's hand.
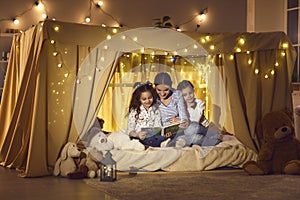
[169,118,189,128]
[169,117,181,124]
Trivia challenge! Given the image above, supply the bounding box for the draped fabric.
[0,20,296,177]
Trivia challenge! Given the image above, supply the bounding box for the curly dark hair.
[127,82,158,120]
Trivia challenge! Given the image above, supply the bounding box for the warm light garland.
[0,1,208,32]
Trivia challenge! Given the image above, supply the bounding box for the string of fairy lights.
[0,0,208,31]
[0,0,291,88]
[0,0,290,85]
[47,18,291,86]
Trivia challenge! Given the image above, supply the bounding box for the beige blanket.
[110,140,257,172]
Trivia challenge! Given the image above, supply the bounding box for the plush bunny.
[53,142,86,177]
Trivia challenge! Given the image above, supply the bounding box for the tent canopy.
[0,20,296,177]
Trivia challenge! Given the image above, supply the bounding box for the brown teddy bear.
[80,148,104,178]
[243,110,300,175]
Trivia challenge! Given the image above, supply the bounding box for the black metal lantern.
[99,151,117,182]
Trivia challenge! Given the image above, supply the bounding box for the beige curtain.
[0,20,296,177]
[0,23,47,177]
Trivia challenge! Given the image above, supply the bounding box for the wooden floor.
[0,166,118,200]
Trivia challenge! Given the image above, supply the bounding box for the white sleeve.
[127,110,137,134]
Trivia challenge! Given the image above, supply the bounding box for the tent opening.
[97,52,226,133]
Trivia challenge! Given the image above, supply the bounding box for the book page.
[141,122,183,136]
[141,127,163,136]
[161,122,182,135]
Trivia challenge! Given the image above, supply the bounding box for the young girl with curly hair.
[127,81,170,147]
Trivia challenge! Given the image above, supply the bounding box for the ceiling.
[0,0,247,33]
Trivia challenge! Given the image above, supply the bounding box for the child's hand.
[137,131,147,140]
[179,119,189,128]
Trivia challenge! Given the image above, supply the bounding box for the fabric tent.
[0,20,296,177]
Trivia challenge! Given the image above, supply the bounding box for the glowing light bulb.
[36,2,44,10]
[236,47,241,52]
[198,13,206,21]
[282,43,288,49]
[229,55,234,60]
[85,17,91,23]
[54,26,59,32]
[42,13,47,19]
[112,28,117,33]
[239,38,245,45]
[254,68,259,74]
[106,35,112,40]
[13,18,19,25]
[50,40,55,44]
[97,1,104,7]
[271,70,275,75]
[264,74,269,79]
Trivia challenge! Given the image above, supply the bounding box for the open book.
[141,122,183,136]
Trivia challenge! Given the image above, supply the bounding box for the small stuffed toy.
[243,110,300,175]
[87,129,145,151]
[87,130,114,151]
[107,129,145,151]
[80,148,104,178]
[53,142,88,178]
